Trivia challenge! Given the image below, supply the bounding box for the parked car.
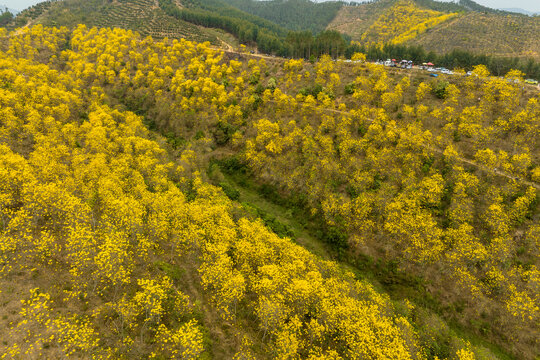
[430,73,438,77]
[525,78,538,85]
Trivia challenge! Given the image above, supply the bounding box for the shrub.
[266,77,277,90]
[219,182,240,201]
[344,82,355,95]
[432,80,449,99]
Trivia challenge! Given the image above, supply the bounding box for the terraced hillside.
[328,0,459,46]
[409,12,540,58]
[10,0,218,43]
[360,0,458,45]
[327,0,394,41]
[328,0,540,59]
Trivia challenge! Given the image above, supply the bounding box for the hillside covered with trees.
[7,0,220,43]
[221,0,344,34]
[0,23,539,359]
[8,0,540,74]
[328,0,540,60]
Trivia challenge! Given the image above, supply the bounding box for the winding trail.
[217,37,234,52]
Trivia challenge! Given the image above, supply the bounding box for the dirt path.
[217,37,234,52]
[209,45,281,61]
[13,21,31,36]
[178,257,237,358]
[224,49,277,61]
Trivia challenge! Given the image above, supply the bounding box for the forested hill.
[220,0,344,33]
[6,0,222,43]
[329,0,540,59]
[1,24,539,359]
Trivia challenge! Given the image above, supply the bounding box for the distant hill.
[0,4,18,15]
[327,0,461,44]
[359,0,459,45]
[455,0,504,13]
[0,4,17,26]
[408,11,540,58]
[221,0,344,33]
[501,8,538,16]
[327,0,540,59]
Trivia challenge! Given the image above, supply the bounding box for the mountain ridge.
[500,7,539,16]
